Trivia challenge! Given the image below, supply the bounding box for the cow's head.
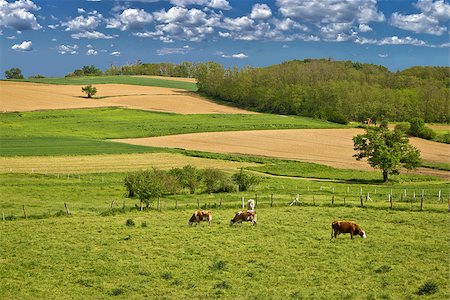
[229,219,235,226]
[360,231,367,238]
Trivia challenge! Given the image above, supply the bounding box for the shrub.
[416,280,438,295]
[81,85,97,98]
[5,67,24,79]
[232,168,261,191]
[170,165,202,194]
[394,123,410,133]
[202,168,231,194]
[125,219,135,227]
[141,221,148,228]
[417,127,436,140]
[409,117,425,136]
[28,74,45,79]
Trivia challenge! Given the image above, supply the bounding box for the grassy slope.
[0,108,344,156]
[0,206,448,299]
[8,75,198,91]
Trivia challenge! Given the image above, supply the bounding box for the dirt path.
[114,128,449,178]
[0,81,254,114]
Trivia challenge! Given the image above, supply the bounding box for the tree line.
[195,59,449,123]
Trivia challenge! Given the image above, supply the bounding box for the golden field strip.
[0,153,258,174]
[114,128,450,178]
[0,81,254,114]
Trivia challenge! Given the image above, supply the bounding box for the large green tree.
[353,125,421,182]
[5,68,24,79]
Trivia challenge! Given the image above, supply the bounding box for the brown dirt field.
[0,153,258,174]
[132,75,197,83]
[0,81,254,114]
[114,128,450,178]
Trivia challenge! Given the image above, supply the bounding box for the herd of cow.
[188,199,367,239]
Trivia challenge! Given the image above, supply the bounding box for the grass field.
[0,205,448,299]
[8,75,198,92]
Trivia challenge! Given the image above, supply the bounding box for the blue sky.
[0,0,449,77]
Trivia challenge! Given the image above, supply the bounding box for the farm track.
[114,128,450,179]
[0,81,254,114]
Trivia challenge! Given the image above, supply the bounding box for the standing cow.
[247,199,255,211]
[331,221,366,239]
[188,210,212,226]
[230,210,257,226]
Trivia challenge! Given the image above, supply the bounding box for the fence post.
[64,202,70,215]
[110,200,115,209]
[438,190,441,202]
[413,192,416,202]
[1,212,4,221]
[343,196,346,205]
[420,190,424,211]
[389,194,392,209]
[360,194,363,207]
[271,193,274,207]
[331,195,334,205]
[22,205,27,219]
[140,200,143,211]
[241,196,245,209]
[219,199,222,209]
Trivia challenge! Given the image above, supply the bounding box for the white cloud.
[154,7,208,26]
[390,0,450,36]
[0,0,42,31]
[71,31,115,39]
[86,49,98,55]
[107,8,153,31]
[57,44,78,55]
[11,40,32,51]
[378,35,428,46]
[6,35,17,39]
[221,52,248,58]
[51,38,57,41]
[63,15,102,31]
[209,0,231,10]
[110,51,120,56]
[358,24,372,32]
[169,0,231,10]
[378,53,388,58]
[250,3,272,19]
[156,46,192,55]
[86,44,93,48]
[77,8,86,14]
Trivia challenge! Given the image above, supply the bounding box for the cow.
[188,210,212,226]
[247,199,255,211]
[230,210,257,226]
[331,221,366,239]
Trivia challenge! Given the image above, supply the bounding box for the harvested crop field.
[0,153,258,174]
[115,129,450,177]
[0,81,254,114]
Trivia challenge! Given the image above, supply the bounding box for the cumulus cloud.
[77,8,85,14]
[378,35,428,46]
[0,0,42,31]
[63,15,102,31]
[169,0,231,10]
[11,40,32,51]
[86,49,98,55]
[221,52,248,58]
[57,44,78,55]
[107,8,153,31]
[110,51,120,56]
[358,24,372,32]
[250,3,272,19]
[71,31,115,39]
[378,53,388,58]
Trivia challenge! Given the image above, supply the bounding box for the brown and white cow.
[230,210,257,226]
[188,210,212,226]
[331,221,366,239]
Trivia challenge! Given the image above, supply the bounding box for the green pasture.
[1,205,448,299]
[7,75,198,91]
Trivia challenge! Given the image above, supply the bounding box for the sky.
[0,0,449,77]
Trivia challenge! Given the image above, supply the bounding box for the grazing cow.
[247,199,255,211]
[188,210,212,226]
[331,221,366,239]
[230,210,257,226]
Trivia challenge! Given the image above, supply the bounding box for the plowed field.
[115,128,450,178]
[0,81,254,114]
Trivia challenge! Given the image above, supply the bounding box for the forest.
[196,59,449,123]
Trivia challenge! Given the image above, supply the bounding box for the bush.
[125,219,135,227]
[28,74,45,79]
[417,127,436,140]
[416,280,439,295]
[81,85,97,98]
[202,168,231,194]
[409,117,425,136]
[394,123,410,133]
[232,168,262,191]
[170,165,202,194]
[5,67,24,79]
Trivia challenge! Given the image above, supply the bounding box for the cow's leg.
[350,232,353,239]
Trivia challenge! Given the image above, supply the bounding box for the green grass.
[0,205,448,299]
[421,161,450,171]
[6,75,198,91]
[0,137,164,156]
[0,107,344,156]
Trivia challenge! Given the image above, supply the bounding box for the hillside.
[196,59,450,123]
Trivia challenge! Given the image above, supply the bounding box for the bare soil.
[115,128,450,178]
[0,81,254,114]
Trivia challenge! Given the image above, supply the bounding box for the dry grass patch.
[0,153,258,174]
[0,81,254,114]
